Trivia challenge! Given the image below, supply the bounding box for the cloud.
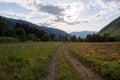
[40,5,64,15]
[87,0,120,22]
[0,0,44,11]
[0,11,28,19]
[54,16,88,25]
[0,0,120,32]
[0,0,91,25]
[0,0,64,15]
[53,1,89,25]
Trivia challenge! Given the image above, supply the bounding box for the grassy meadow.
[67,42,120,80]
[0,42,120,80]
[0,42,60,80]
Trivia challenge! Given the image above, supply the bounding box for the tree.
[42,34,51,41]
[102,33,110,42]
[15,23,22,29]
[0,16,7,36]
[78,36,84,42]
[64,34,68,42]
[70,35,77,42]
[50,33,55,40]
[15,23,47,39]
[4,28,16,37]
[27,34,40,41]
[59,35,62,41]
[107,36,116,42]
[16,28,26,36]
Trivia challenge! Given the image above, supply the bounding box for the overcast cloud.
[0,0,120,32]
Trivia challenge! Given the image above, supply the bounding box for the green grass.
[99,16,120,36]
[1,42,120,80]
[0,37,19,43]
[57,46,83,80]
[0,42,61,80]
[67,42,120,80]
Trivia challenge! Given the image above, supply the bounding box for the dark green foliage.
[17,36,26,42]
[15,23,47,39]
[42,34,51,41]
[86,34,102,42]
[85,33,119,42]
[0,37,19,43]
[71,33,120,42]
[70,35,77,42]
[16,28,25,36]
[0,21,56,42]
[58,34,69,42]
[59,35,62,41]
[0,16,7,36]
[3,28,16,37]
[27,34,40,41]
[50,33,55,40]
[78,37,85,42]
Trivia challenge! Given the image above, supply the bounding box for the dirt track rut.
[63,45,103,80]
[45,46,60,80]
[45,44,103,80]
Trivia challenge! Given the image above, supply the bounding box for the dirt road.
[62,45,103,80]
[45,44,103,80]
[44,45,61,80]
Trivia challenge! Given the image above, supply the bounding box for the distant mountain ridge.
[1,16,69,38]
[99,16,120,36]
[70,31,97,38]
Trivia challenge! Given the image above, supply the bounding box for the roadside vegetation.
[0,42,60,80]
[67,42,120,80]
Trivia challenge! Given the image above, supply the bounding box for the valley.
[0,42,120,80]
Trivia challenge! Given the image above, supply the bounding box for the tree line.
[0,16,55,42]
[69,33,120,42]
[0,16,120,42]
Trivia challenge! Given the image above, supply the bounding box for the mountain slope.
[1,16,69,38]
[99,16,120,36]
[70,31,97,38]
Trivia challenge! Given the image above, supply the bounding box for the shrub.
[0,37,19,43]
[42,34,51,41]
[27,34,40,41]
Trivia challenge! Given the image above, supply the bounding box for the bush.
[16,28,25,36]
[0,37,19,43]
[42,34,51,41]
[27,34,40,41]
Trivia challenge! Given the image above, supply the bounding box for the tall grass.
[67,42,120,80]
[0,42,60,80]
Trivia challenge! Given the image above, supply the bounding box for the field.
[0,42,60,80]
[0,42,120,80]
[67,42,120,80]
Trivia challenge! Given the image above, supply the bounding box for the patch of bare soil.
[44,46,61,80]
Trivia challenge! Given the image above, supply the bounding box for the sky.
[0,0,120,33]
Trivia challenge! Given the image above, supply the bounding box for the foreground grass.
[57,45,83,80]
[0,42,60,80]
[67,42,120,80]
